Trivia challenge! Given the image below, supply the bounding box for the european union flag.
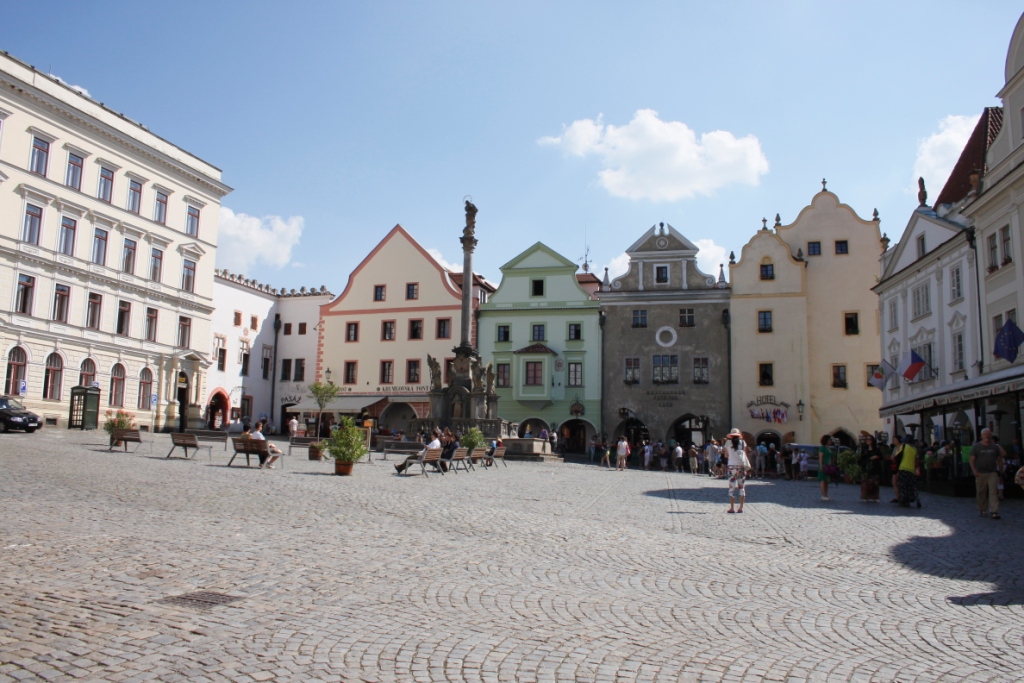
[993,318,1024,363]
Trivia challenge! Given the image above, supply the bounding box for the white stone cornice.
[0,169,8,185]
[183,195,207,209]
[15,183,57,204]
[89,210,119,227]
[0,106,11,120]
[120,222,146,238]
[53,197,89,217]
[145,232,172,248]
[177,241,206,258]
[125,170,149,184]
[151,183,174,195]
[62,142,91,158]
[95,157,122,171]
[26,125,57,142]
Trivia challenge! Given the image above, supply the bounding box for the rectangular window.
[532,324,545,341]
[86,293,102,329]
[177,316,192,348]
[835,240,849,255]
[632,310,648,328]
[149,248,163,282]
[679,308,695,327]
[866,364,879,388]
[568,323,582,340]
[217,348,226,372]
[92,228,107,265]
[496,363,510,387]
[233,311,242,327]
[58,216,76,256]
[1001,225,1012,263]
[525,361,543,386]
[693,357,709,384]
[262,347,272,379]
[296,322,306,335]
[293,358,305,382]
[65,153,83,190]
[382,320,396,340]
[952,332,964,371]
[98,167,114,203]
[116,300,131,336]
[916,234,926,259]
[344,361,357,384]
[832,364,848,388]
[567,361,583,386]
[185,206,200,237]
[624,357,640,384]
[122,239,136,274]
[145,307,158,341]
[127,180,142,214]
[994,313,1003,340]
[652,355,679,384]
[436,318,451,339]
[913,343,933,380]
[407,359,420,383]
[844,312,859,335]
[888,299,898,331]
[406,283,419,299]
[52,284,70,323]
[912,284,931,318]
[22,204,42,244]
[283,322,292,335]
[758,310,773,333]
[346,322,359,341]
[280,359,292,381]
[250,315,258,331]
[374,285,386,301]
[30,137,49,176]
[531,279,544,296]
[950,266,962,300]
[380,360,394,384]
[181,259,196,292]
[497,325,510,342]
[988,234,999,269]
[154,191,168,224]
[409,319,423,340]
[15,274,34,315]
[760,264,775,280]
[807,241,821,256]
[759,363,774,387]
[655,265,669,283]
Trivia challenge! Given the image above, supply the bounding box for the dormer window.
[760,263,774,280]
[655,265,669,283]
[916,234,926,259]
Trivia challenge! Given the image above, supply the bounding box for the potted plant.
[323,415,369,475]
[307,380,341,460]
[461,427,486,463]
[103,409,136,446]
[837,448,862,484]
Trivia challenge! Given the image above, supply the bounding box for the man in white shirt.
[616,437,629,471]
[288,416,299,437]
[395,429,442,474]
[251,421,283,469]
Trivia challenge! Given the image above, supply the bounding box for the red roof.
[513,343,558,355]
[933,107,1003,207]
[576,273,601,284]
[448,271,496,292]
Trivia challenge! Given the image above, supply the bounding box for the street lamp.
[325,367,333,384]
[796,399,804,421]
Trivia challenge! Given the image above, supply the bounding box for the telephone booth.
[68,386,101,430]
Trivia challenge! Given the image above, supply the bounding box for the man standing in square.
[971,428,1006,519]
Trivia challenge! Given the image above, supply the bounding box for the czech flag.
[897,350,926,381]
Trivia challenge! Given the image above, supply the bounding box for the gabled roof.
[513,343,558,355]
[499,241,578,271]
[877,209,968,284]
[448,272,496,292]
[933,107,1003,208]
[576,273,600,285]
[624,222,699,255]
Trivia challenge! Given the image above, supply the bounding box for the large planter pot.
[309,444,323,461]
[334,461,354,476]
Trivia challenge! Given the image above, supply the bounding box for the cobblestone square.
[0,429,1021,682]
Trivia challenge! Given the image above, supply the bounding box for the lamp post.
[796,399,804,421]
[948,420,964,480]
[325,367,333,384]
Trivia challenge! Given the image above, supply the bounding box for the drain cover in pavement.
[158,591,243,609]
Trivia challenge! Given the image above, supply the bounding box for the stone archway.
[379,402,417,437]
[755,429,782,450]
[207,389,230,429]
[518,417,550,438]
[667,413,706,448]
[558,418,596,454]
[612,417,650,449]
[831,428,856,448]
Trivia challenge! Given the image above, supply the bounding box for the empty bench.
[288,435,319,456]
[381,441,423,462]
[109,429,145,453]
[186,429,230,450]
[167,432,212,460]
[228,438,271,468]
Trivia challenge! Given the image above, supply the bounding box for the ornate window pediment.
[908,326,935,345]
[947,311,967,331]
[887,337,901,355]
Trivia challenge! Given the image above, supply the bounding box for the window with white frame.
[912,343,933,381]
[912,284,930,318]
[30,137,50,176]
[624,358,640,384]
[22,204,42,245]
[988,234,999,269]
[567,362,583,386]
[652,355,679,384]
[888,299,898,331]
[65,152,83,190]
[58,216,76,256]
[98,166,114,203]
[952,332,964,372]
[1001,225,1012,265]
[950,266,962,300]
[693,357,709,384]
[916,234,926,259]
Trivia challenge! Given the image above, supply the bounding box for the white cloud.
[540,109,769,201]
[427,247,461,272]
[603,252,631,279]
[912,114,980,197]
[49,74,90,98]
[694,238,728,280]
[216,207,304,274]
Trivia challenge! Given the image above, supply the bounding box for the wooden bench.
[186,429,230,450]
[109,429,144,453]
[401,448,443,477]
[444,447,473,473]
[288,435,319,456]
[167,432,212,460]
[228,438,271,468]
[483,446,507,468]
[381,441,423,462]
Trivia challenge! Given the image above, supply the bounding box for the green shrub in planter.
[461,427,486,454]
[323,416,369,463]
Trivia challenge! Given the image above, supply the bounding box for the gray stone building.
[600,223,731,450]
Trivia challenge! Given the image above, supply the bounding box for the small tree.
[323,415,369,463]
[461,427,486,454]
[307,380,340,443]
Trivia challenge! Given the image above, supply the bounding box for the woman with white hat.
[723,428,752,513]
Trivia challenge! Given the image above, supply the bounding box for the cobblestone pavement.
[0,429,1021,683]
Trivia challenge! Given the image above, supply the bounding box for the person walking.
[818,436,834,501]
[599,440,612,468]
[891,434,921,508]
[615,436,629,471]
[859,434,882,502]
[755,441,767,478]
[723,428,751,513]
[971,428,1006,519]
[687,442,698,474]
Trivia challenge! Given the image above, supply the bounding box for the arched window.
[109,363,125,407]
[137,368,153,410]
[79,358,96,387]
[43,353,63,400]
[4,347,27,395]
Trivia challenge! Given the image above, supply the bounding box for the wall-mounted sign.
[150,393,158,408]
[746,396,790,423]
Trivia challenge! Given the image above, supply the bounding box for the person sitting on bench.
[250,421,282,469]
[395,428,441,474]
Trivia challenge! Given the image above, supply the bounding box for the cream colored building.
[0,53,230,431]
[316,225,493,433]
[729,187,884,446]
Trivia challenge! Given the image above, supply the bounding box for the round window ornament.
[655,326,677,348]
[554,358,564,372]
[656,236,669,249]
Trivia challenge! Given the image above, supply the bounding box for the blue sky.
[4,2,1021,289]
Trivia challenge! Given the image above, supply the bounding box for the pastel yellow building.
[729,187,884,447]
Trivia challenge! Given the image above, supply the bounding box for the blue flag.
[993,318,1024,363]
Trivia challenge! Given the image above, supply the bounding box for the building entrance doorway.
[755,430,782,450]
[176,371,189,433]
[614,417,649,449]
[668,414,706,448]
[208,391,229,429]
[559,419,591,454]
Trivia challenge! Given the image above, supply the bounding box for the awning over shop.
[287,396,374,413]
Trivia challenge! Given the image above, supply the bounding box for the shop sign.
[745,395,790,423]
[375,385,427,393]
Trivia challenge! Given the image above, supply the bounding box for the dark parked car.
[0,396,41,433]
